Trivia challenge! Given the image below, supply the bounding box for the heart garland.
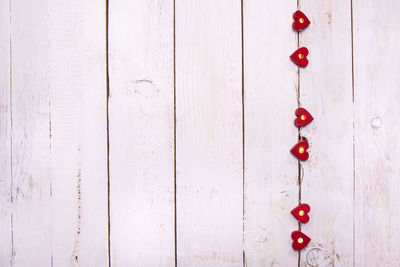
[291,231,311,251]
[290,140,309,161]
[289,10,313,252]
[294,107,313,127]
[290,47,309,67]
[292,10,310,31]
[291,203,310,223]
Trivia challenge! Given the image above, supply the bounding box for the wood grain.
[243,0,299,266]
[108,0,175,265]
[2,1,400,266]
[354,0,400,265]
[48,0,109,266]
[0,0,12,265]
[299,0,353,266]
[175,0,243,265]
[10,1,52,265]
[8,0,109,266]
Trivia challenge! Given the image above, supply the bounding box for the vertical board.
[243,0,299,266]
[48,0,109,266]
[10,0,108,266]
[353,1,400,265]
[175,0,243,265]
[10,1,52,265]
[108,0,175,265]
[0,0,12,265]
[299,1,353,266]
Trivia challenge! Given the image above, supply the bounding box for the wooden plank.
[175,1,243,265]
[298,1,353,266]
[353,0,400,265]
[243,0,299,266]
[108,0,175,265]
[48,0,109,266]
[10,1,52,265]
[0,0,12,265]
[10,0,108,265]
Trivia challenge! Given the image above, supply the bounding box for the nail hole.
[371,117,381,129]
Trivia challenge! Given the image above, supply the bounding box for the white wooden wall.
[1,0,400,266]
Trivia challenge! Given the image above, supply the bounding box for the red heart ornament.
[292,10,310,31]
[290,47,309,67]
[291,231,311,251]
[290,140,309,161]
[294,107,313,127]
[291,203,310,223]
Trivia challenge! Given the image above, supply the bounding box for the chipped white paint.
[354,0,400,266]
[108,0,175,265]
[0,0,12,266]
[243,0,299,266]
[1,0,400,266]
[48,1,109,265]
[9,1,52,265]
[299,0,354,266]
[2,0,109,266]
[175,0,243,266]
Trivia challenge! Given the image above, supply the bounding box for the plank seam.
[173,0,177,266]
[350,0,356,266]
[9,0,14,264]
[241,0,245,266]
[105,0,111,265]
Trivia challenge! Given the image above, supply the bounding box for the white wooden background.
[0,0,399,266]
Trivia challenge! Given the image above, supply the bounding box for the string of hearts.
[290,10,313,252]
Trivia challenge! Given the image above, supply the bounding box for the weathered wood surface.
[108,0,175,265]
[10,1,52,265]
[354,1,400,266]
[175,1,243,265]
[0,0,12,265]
[299,0,354,266]
[2,0,109,266]
[48,1,109,266]
[243,0,299,266]
[1,0,400,266]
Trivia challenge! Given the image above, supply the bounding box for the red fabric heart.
[294,107,313,127]
[291,231,311,251]
[291,203,310,223]
[292,10,310,31]
[290,140,309,161]
[290,47,309,67]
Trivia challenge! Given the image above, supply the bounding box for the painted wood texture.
[2,0,108,266]
[0,0,12,265]
[10,1,52,264]
[108,0,175,265]
[1,0,400,266]
[353,1,400,266]
[299,1,354,266]
[175,1,243,265]
[48,1,109,266]
[243,1,299,266]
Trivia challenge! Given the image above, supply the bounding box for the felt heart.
[291,203,310,223]
[291,231,311,251]
[290,140,309,161]
[290,47,309,67]
[292,10,310,31]
[294,107,313,127]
